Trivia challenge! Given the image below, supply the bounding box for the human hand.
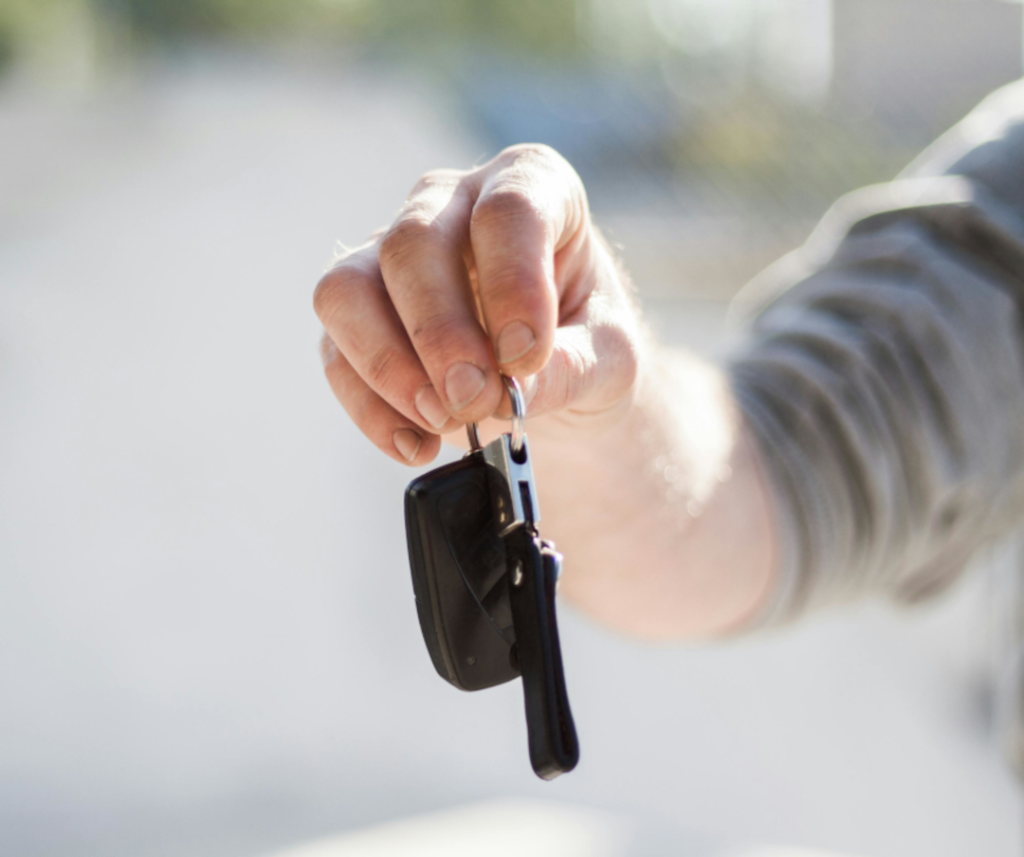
[314,144,644,464]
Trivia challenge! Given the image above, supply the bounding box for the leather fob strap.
[505,527,579,779]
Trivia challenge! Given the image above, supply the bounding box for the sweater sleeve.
[729,79,1024,625]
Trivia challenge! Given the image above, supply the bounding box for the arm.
[525,286,779,638]
[729,79,1024,624]
[550,79,1024,633]
[314,79,1024,640]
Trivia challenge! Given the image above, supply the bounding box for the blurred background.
[1,0,1023,855]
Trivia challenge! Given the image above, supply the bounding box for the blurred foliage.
[339,0,581,60]
[0,25,12,73]
[0,0,926,216]
[672,88,918,206]
[0,0,583,66]
[101,0,581,59]
[99,0,289,38]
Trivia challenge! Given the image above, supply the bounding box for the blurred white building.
[831,0,1024,134]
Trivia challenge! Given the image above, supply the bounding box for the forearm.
[528,346,779,639]
[319,87,1024,643]
[540,83,1024,636]
[720,79,1024,622]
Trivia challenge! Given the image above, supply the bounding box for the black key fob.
[404,376,579,779]
[404,453,519,691]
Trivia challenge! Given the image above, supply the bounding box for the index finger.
[469,144,590,377]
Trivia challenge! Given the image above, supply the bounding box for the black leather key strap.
[505,526,579,780]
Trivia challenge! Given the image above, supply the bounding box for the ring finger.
[321,336,442,465]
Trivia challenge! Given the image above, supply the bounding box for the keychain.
[404,376,579,779]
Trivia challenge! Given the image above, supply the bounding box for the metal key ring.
[466,421,482,451]
[464,375,526,455]
[504,375,526,456]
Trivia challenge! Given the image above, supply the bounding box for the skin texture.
[314,144,778,639]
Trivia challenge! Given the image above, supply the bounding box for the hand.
[314,144,776,637]
[314,144,643,464]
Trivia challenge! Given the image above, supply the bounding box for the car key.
[404,376,579,779]
[404,442,519,692]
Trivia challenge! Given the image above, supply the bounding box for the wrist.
[530,344,779,639]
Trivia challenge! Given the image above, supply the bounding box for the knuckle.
[365,344,402,393]
[498,142,564,169]
[484,271,551,326]
[409,312,465,359]
[486,259,545,296]
[502,144,586,214]
[378,214,438,270]
[313,266,359,324]
[349,386,378,429]
[411,168,462,195]
[472,185,540,230]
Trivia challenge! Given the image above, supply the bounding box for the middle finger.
[316,242,457,434]
[378,174,504,426]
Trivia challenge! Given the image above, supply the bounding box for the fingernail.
[393,428,422,462]
[445,362,486,411]
[496,321,536,365]
[415,384,449,430]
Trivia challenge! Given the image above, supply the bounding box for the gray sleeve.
[729,79,1024,625]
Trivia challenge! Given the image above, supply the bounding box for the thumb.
[524,301,642,424]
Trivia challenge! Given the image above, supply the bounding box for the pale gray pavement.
[0,56,1020,857]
